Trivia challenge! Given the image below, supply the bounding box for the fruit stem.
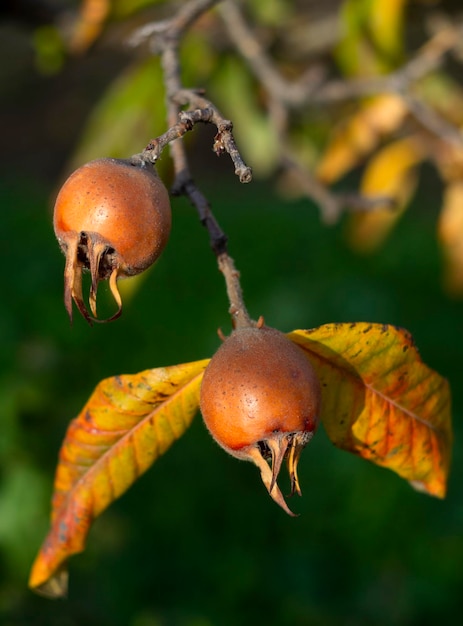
[171,168,253,328]
[217,253,253,329]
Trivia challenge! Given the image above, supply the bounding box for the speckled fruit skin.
[200,326,321,452]
[54,157,171,277]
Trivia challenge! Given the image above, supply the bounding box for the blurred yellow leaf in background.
[347,135,424,253]
[439,182,463,295]
[316,95,407,184]
[69,0,110,54]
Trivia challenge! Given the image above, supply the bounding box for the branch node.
[236,166,253,184]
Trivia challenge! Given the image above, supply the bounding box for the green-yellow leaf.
[336,0,407,76]
[28,359,209,599]
[288,323,452,498]
[69,57,166,169]
[211,55,279,176]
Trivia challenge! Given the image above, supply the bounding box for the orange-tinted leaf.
[347,136,423,252]
[29,359,209,598]
[316,95,407,184]
[69,0,110,54]
[288,323,451,497]
[438,181,463,295]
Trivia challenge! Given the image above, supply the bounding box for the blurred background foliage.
[1,0,463,624]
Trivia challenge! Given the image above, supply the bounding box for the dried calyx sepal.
[53,157,171,324]
[200,316,321,516]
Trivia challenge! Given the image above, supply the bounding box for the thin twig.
[263,59,396,222]
[174,89,252,182]
[128,0,221,49]
[221,0,462,108]
[165,0,221,38]
[135,107,215,163]
[220,0,463,149]
[217,253,252,330]
[130,0,254,329]
[133,94,252,183]
[170,169,252,329]
[280,150,395,224]
[311,24,463,104]
[402,94,463,148]
[218,0,318,108]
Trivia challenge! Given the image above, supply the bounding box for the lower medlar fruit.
[200,323,321,516]
[53,157,171,323]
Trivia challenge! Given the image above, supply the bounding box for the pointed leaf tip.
[30,566,69,600]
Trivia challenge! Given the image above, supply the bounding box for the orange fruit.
[53,158,171,323]
[200,324,321,515]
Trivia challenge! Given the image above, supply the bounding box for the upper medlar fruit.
[53,157,171,323]
[200,322,321,515]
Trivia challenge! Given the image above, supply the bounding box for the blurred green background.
[1,2,463,625]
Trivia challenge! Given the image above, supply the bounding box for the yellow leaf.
[438,182,463,295]
[288,323,451,498]
[316,95,407,184]
[368,0,407,61]
[29,359,209,598]
[347,135,423,252]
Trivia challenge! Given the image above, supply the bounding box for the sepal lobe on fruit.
[244,431,312,516]
[62,233,123,324]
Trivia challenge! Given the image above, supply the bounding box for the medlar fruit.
[53,157,171,323]
[200,323,321,515]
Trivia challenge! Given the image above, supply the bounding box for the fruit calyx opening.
[64,231,122,325]
[250,430,313,517]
